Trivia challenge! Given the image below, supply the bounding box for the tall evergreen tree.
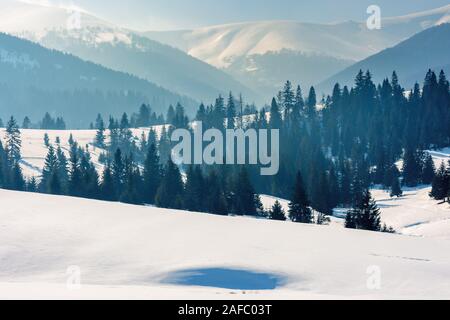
[5,116,21,164]
[430,162,448,201]
[226,92,236,129]
[346,190,381,232]
[390,175,403,198]
[183,165,205,212]
[288,171,313,223]
[100,164,116,201]
[205,169,228,215]
[95,118,106,148]
[306,87,317,118]
[40,145,58,193]
[422,154,436,185]
[269,201,287,221]
[232,167,257,216]
[142,144,161,204]
[155,159,184,209]
[269,98,282,130]
[22,116,31,129]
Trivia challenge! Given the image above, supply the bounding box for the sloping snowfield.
[374,187,450,240]
[1,189,450,300]
[0,128,167,178]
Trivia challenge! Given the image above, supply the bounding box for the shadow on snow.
[161,267,285,290]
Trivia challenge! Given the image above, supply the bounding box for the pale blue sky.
[34,0,450,30]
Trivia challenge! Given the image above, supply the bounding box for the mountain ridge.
[0,0,259,104]
[0,32,197,127]
[317,23,450,94]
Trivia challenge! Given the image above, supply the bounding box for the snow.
[1,189,450,299]
[0,129,448,299]
[330,148,450,240]
[373,186,450,240]
[143,5,450,70]
[0,127,169,179]
[0,0,111,35]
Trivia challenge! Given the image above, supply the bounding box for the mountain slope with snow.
[318,23,450,93]
[0,0,258,104]
[0,33,196,127]
[144,5,450,97]
[145,5,450,68]
[2,127,449,242]
[1,188,450,299]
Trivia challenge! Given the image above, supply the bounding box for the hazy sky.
[25,0,450,30]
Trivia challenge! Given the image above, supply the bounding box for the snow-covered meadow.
[0,128,449,299]
[1,189,450,299]
[0,127,167,178]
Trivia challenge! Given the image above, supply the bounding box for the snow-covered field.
[0,128,449,299]
[374,187,450,240]
[0,127,167,178]
[1,189,450,300]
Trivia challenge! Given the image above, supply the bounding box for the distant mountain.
[0,33,196,128]
[224,50,353,98]
[144,5,450,98]
[0,0,258,104]
[318,23,450,94]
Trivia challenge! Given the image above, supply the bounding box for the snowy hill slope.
[0,33,196,126]
[144,5,450,98]
[318,23,450,93]
[373,186,450,240]
[0,0,258,104]
[1,189,450,299]
[145,5,450,68]
[0,127,165,178]
[2,128,449,242]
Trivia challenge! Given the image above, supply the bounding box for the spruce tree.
[40,145,58,193]
[95,119,106,148]
[184,165,205,212]
[27,177,37,193]
[100,164,116,201]
[68,143,82,197]
[306,87,317,118]
[22,117,31,129]
[402,148,421,187]
[390,175,403,198]
[205,169,228,215]
[120,156,142,205]
[288,172,313,223]
[112,148,125,195]
[421,154,435,185]
[49,171,62,195]
[232,167,257,216]
[142,144,161,204]
[155,159,184,209]
[10,163,25,191]
[226,92,236,129]
[56,146,69,192]
[5,116,21,164]
[43,133,50,148]
[269,201,286,221]
[430,162,448,201]
[269,98,282,130]
[346,190,381,232]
